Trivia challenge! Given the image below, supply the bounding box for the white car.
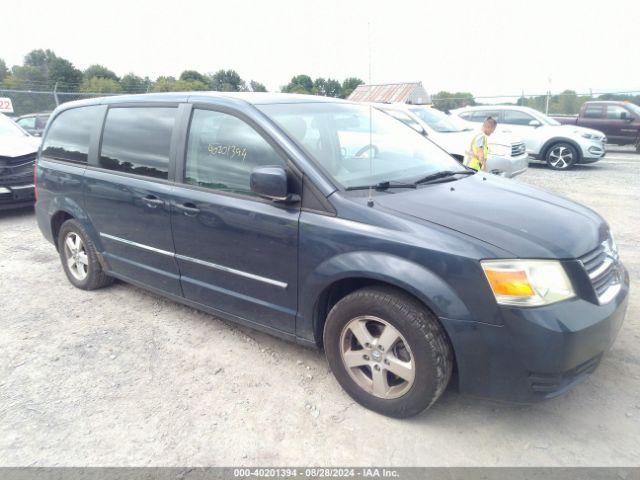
[374,103,528,177]
[453,105,606,170]
[0,113,41,209]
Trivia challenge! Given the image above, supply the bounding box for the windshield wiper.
[414,170,475,185]
[345,180,417,191]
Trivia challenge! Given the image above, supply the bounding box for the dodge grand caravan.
[35,93,629,418]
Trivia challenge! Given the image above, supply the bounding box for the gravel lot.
[1,149,639,467]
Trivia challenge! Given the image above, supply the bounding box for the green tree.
[313,77,327,95]
[120,73,149,93]
[80,77,122,93]
[324,78,342,98]
[0,59,7,82]
[340,77,364,98]
[84,64,119,82]
[20,49,82,92]
[432,91,475,111]
[48,57,83,91]
[282,74,314,94]
[152,76,177,92]
[249,80,267,92]
[151,76,208,92]
[208,69,245,91]
[180,70,207,84]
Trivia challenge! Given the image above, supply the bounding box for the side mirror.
[250,166,298,203]
[529,119,542,127]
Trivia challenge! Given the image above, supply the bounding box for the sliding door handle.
[175,202,201,216]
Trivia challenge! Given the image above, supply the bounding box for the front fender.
[297,251,471,342]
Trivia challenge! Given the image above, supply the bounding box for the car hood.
[0,134,40,157]
[374,174,607,258]
[544,124,604,138]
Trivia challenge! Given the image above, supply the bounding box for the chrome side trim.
[100,233,174,256]
[175,254,288,289]
[99,232,287,289]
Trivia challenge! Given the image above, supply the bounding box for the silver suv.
[454,105,606,170]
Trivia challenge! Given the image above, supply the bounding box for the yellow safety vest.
[467,132,489,171]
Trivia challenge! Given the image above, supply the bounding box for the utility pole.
[53,82,60,106]
[545,78,551,115]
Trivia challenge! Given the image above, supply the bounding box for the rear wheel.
[545,142,578,170]
[58,219,113,290]
[323,286,453,418]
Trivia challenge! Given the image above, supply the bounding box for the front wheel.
[545,142,578,170]
[323,286,453,418]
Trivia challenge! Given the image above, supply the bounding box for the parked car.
[454,105,607,170]
[374,103,528,177]
[552,101,640,151]
[15,112,51,137]
[36,93,628,418]
[0,113,40,209]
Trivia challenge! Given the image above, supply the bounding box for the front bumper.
[579,139,606,163]
[441,263,629,403]
[486,153,529,178]
[0,183,35,210]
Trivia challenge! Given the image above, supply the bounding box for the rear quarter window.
[42,106,101,163]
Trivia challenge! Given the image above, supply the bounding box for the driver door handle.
[141,195,164,208]
[175,202,200,216]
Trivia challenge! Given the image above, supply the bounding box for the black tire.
[57,219,113,290]
[545,142,578,170]
[323,286,453,418]
[635,139,640,153]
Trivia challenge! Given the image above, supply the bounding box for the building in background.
[347,82,430,104]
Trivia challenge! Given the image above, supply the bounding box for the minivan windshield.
[409,106,468,132]
[259,103,465,189]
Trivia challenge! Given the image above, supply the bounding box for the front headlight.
[490,144,509,156]
[481,260,575,307]
[581,132,600,140]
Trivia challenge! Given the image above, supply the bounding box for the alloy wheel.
[64,232,89,281]
[339,316,415,399]
[548,145,573,169]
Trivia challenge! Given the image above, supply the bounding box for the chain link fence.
[3,86,640,118]
[0,87,125,117]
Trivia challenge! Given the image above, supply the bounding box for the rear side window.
[184,109,285,196]
[584,105,605,118]
[470,110,500,122]
[503,110,535,125]
[99,107,176,179]
[42,106,100,163]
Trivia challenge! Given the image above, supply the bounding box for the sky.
[2,0,639,98]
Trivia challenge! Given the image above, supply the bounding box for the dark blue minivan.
[35,93,629,418]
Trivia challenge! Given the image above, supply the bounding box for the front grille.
[510,142,526,157]
[578,237,621,303]
[0,153,35,186]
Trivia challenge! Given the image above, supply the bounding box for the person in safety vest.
[464,116,497,172]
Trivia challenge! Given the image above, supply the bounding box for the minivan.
[35,93,629,418]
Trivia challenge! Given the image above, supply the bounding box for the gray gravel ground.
[1,148,639,466]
